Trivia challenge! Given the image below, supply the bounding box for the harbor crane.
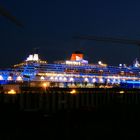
[74,35,140,59]
[74,35,140,46]
[0,5,23,27]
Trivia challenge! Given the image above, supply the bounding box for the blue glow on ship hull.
[0,52,139,89]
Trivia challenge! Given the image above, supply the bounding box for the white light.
[98,61,102,65]
[7,76,12,81]
[50,77,54,80]
[107,79,110,83]
[92,78,96,83]
[119,91,125,94]
[26,54,39,61]
[16,76,22,81]
[26,54,33,61]
[66,60,81,65]
[63,77,67,81]
[113,78,116,82]
[123,64,126,67]
[33,54,39,61]
[59,77,63,81]
[0,75,3,80]
[55,77,58,80]
[99,78,104,83]
[40,76,45,80]
[84,78,89,82]
[76,56,82,61]
[69,77,74,82]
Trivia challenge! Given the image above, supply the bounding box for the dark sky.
[1,0,140,67]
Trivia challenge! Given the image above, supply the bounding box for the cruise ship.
[0,51,140,89]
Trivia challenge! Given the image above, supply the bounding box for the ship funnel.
[26,54,34,61]
[71,51,83,61]
[33,54,39,61]
[26,53,39,61]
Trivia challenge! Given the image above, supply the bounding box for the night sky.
[1,0,140,67]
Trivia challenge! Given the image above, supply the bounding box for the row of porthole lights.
[0,75,23,81]
[0,75,131,83]
[41,76,125,84]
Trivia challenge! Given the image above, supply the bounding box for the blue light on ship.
[0,51,139,89]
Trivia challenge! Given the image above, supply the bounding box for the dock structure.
[0,88,140,113]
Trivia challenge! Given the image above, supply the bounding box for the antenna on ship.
[133,58,140,67]
[33,48,39,54]
[0,5,24,28]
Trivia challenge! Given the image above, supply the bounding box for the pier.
[0,88,140,113]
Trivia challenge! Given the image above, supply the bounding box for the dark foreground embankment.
[0,88,140,139]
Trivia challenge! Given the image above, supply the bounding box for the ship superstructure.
[0,51,140,88]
